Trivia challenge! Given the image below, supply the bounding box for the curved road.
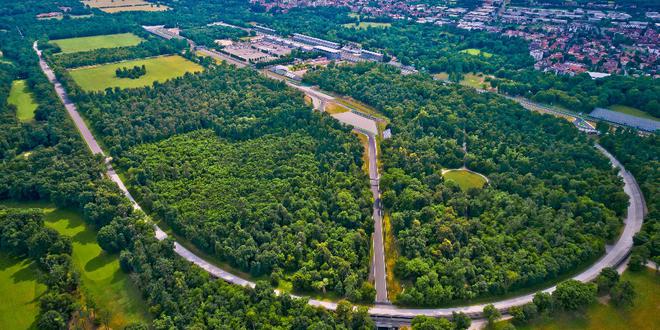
[36,42,646,320]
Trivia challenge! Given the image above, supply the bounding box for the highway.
[36,41,646,323]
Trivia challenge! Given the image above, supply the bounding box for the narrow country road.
[36,41,646,321]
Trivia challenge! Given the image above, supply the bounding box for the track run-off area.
[35,41,646,321]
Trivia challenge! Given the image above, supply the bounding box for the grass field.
[497,269,659,330]
[433,72,450,81]
[342,22,391,29]
[383,214,403,299]
[460,48,493,58]
[442,169,487,191]
[8,80,38,122]
[69,55,203,91]
[50,33,143,54]
[608,105,659,121]
[81,0,169,13]
[325,102,349,114]
[460,73,491,89]
[43,208,150,328]
[0,201,150,329]
[0,253,46,330]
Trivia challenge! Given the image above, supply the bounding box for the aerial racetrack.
[34,41,645,319]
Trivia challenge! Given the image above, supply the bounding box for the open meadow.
[442,169,488,191]
[69,55,203,91]
[0,202,150,329]
[50,33,143,53]
[43,207,150,328]
[8,80,38,122]
[496,269,660,330]
[81,0,169,13]
[0,253,46,330]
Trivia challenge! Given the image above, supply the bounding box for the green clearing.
[342,22,391,29]
[0,253,46,330]
[433,72,450,81]
[69,55,203,91]
[460,73,490,89]
[50,33,143,54]
[442,169,487,191]
[608,105,659,121]
[8,80,38,122]
[460,48,493,58]
[0,202,150,329]
[325,102,349,114]
[497,269,660,330]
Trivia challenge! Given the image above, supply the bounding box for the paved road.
[361,132,388,303]
[37,41,646,320]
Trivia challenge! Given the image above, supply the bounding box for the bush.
[552,280,596,312]
[595,267,620,294]
[37,310,67,330]
[610,280,636,307]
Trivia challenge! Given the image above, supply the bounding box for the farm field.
[81,0,169,13]
[50,33,143,53]
[460,48,493,58]
[608,104,659,121]
[442,169,487,191]
[0,253,46,330]
[342,22,392,29]
[69,55,203,91]
[496,269,660,330]
[43,207,150,329]
[8,80,38,122]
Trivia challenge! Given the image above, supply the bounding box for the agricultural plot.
[43,207,150,329]
[8,80,38,122]
[0,253,46,330]
[50,33,143,54]
[442,169,488,191]
[81,0,169,13]
[69,55,203,91]
[460,48,493,58]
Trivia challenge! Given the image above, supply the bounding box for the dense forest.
[601,130,660,269]
[54,61,375,298]
[120,130,374,299]
[490,70,660,116]
[304,62,628,306]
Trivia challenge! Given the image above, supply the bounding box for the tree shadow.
[72,230,97,244]
[85,251,114,273]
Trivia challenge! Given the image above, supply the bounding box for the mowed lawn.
[8,80,38,122]
[608,104,659,121]
[0,253,46,330]
[50,33,143,53]
[69,55,203,91]
[442,169,487,191]
[502,269,660,330]
[460,73,491,89]
[43,208,150,329]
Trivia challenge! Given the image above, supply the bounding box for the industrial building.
[293,33,340,49]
